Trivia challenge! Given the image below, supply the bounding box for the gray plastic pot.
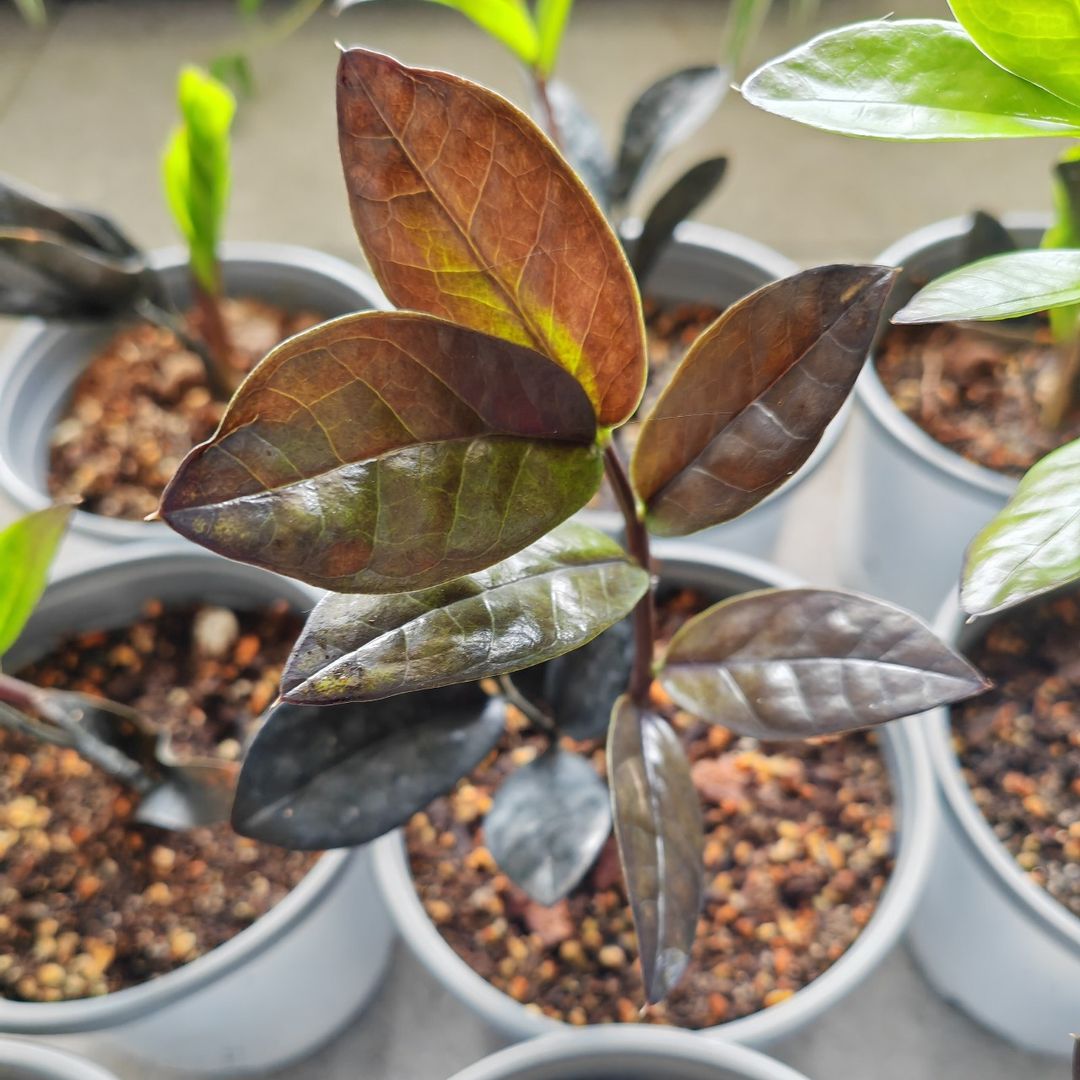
[0,545,394,1076]
[373,542,936,1049]
[908,587,1080,1059]
[841,213,1047,618]
[446,1027,811,1080]
[582,222,849,558]
[0,1038,118,1080]
[0,242,386,553]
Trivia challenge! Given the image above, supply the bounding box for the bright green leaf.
[893,250,1080,324]
[535,0,574,75]
[281,521,649,703]
[741,19,1080,140]
[1042,149,1080,343]
[0,505,72,661]
[962,438,1080,616]
[162,66,235,295]
[949,0,1080,110]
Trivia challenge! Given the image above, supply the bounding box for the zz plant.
[742,1,1080,621]
[157,47,987,1003]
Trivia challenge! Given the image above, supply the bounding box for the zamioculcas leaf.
[337,47,646,427]
[741,20,1080,140]
[160,312,604,593]
[281,521,648,704]
[0,505,72,660]
[657,588,989,739]
[963,210,1017,265]
[948,0,1080,111]
[611,66,729,209]
[892,250,1080,324]
[962,439,1080,616]
[535,0,574,76]
[630,156,728,286]
[536,79,612,210]
[484,747,611,905]
[631,265,897,536]
[608,695,704,1003]
[1042,151,1080,346]
[232,685,505,848]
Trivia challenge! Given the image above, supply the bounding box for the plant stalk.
[1042,332,1080,429]
[497,674,557,736]
[604,445,655,706]
[191,278,239,399]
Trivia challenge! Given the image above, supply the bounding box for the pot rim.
[582,222,847,532]
[0,1037,120,1080]
[373,541,937,1045]
[856,211,1050,500]
[0,241,387,545]
[928,589,1080,953]
[0,542,355,1034]
[446,1026,810,1080]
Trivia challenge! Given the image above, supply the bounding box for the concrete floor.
[0,0,1070,1077]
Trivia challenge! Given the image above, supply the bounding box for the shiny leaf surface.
[281,522,648,703]
[658,588,989,738]
[893,250,1080,324]
[611,66,729,209]
[0,505,72,660]
[962,439,1080,616]
[631,156,728,286]
[160,311,603,593]
[484,747,611,905]
[337,47,645,426]
[608,695,704,1002]
[741,20,1080,140]
[632,265,897,536]
[537,79,612,209]
[232,685,505,848]
[948,0,1080,110]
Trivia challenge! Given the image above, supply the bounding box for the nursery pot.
[373,542,936,1049]
[0,545,395,1076]
[446,1026,812,1080]
[0,242,387,553]
[841,213,1047,618]
[908,587,1080,1059]
[0,1038,118,1080]
[582,222,848,559]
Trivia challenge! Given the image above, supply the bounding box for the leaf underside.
[631,264,898,536]
[658,588,989,739]
[160,311,603,593]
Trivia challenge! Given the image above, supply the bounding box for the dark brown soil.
[47,298,321,521]
[953,591,1080,916]
[0,601,318,1002]
[875,320,1080,476]
[407,588,895,1028]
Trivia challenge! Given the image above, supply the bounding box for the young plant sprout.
[158,48,988,1004]
[338,0,772,283]
[0,65,237,395]
[0,506,234,830]
[741,1,1080,620]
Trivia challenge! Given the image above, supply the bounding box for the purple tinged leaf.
[484,747,611,905]
[658,588,990,739]
[608,695,704,1003]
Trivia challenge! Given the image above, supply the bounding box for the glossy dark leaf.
[232,685,505,849]
[631,156,728,286]
[541,615,632,740]
[632,265,897,536]
[484,747,611,905]
[963,210,1017,264]
[611,65,729,209]
[160,311,603,594]
[608,695,704,1003]
[658,588,989,739]
[962,438,1080,616]
[537,79,613,210]
[337,47,646,426]
[281,522,647,704]
[1072,1032,1079,1080]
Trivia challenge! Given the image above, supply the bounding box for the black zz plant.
[153,48,988,1004]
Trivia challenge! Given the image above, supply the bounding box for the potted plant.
[444,1026,813,1080]
[154,45,984,1043]
[741,2,1080,614]
[0,63,386,548]
[0,508,393,1073]
[336,0,840,558]
[0,1037,119,1080]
